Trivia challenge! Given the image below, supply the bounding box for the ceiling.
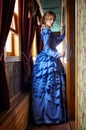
[37,0,62,32]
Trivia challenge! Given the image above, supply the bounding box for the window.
[4,0,21,62]
[31,31,37,64]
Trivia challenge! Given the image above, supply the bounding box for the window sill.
[4,56,21,62]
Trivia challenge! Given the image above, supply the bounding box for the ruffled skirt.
[31,51,67,124]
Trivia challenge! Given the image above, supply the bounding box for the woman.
[31,11,67,124]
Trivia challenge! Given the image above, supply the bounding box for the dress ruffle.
[32,51,65,101]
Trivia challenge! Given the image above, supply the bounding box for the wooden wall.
[5,62,21,98]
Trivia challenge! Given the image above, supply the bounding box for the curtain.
[21,0,38,91]
[0,0,15,112]
[36,25,43,54]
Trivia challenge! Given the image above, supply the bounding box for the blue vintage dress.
[31,27,67,124]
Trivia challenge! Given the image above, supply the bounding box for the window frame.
[4,0,21,63]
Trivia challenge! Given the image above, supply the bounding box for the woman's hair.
[42,11,56,25]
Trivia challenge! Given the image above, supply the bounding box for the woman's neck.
[45,25,51,29]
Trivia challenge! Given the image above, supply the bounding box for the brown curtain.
[36,25,43,54]
[20,0,38,91]
[0,0,15,112]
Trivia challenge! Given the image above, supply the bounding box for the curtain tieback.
[21,51,30,62]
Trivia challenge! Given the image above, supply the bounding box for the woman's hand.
[60,51,65,57]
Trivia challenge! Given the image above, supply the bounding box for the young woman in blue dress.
[31,11,67,125]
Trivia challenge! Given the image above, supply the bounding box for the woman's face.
[45,16,55,28]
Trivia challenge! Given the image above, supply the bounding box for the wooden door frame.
[66,0,78,129]
[65,0,75,120]
[75,0,78,129]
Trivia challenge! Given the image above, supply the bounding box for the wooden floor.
[25,120,75,130]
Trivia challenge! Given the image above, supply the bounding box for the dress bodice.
[41,27,65,58]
